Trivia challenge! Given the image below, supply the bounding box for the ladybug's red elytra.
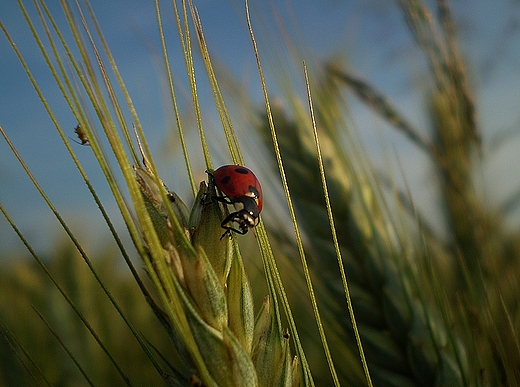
[212,165,263,236]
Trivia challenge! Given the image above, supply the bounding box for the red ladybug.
[212,165,263,236]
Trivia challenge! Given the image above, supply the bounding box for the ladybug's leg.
[219,228,233,240]
[213,195,233,205]
[219,223,246,240]
[205,170,231,205]
[220,211,249,235]
[201,191,232,207]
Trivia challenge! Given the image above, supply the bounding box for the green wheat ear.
[256,84,470,386]
[135,152,306,386]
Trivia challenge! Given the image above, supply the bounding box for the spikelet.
[135,159,299,386]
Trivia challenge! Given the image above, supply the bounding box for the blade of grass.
[304,62,371,387]
[2,6,177,379]
[188,1,242,166]
[245,1,315,385]
[31,0,157,314]
[32,307,95,387]
[153,0,196,195]
[0,189,131,386]
[0,318,51,387]
[171,0,213,170]
[76,0,140,165]
[70,8,215,383]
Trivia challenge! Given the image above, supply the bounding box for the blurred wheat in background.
[1,0,519,386]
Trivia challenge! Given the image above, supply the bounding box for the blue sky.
[1,0,520,255]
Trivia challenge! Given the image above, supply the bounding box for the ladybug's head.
[223,196,260,235]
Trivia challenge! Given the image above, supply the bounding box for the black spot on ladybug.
[220,175,231,185]
[249,186,260,198]
[235,167,249,174]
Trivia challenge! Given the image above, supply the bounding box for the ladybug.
[212,165,263,236]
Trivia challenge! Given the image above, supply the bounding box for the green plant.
[1,0,519,386]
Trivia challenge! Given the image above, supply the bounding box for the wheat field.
[1,1,519,386]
